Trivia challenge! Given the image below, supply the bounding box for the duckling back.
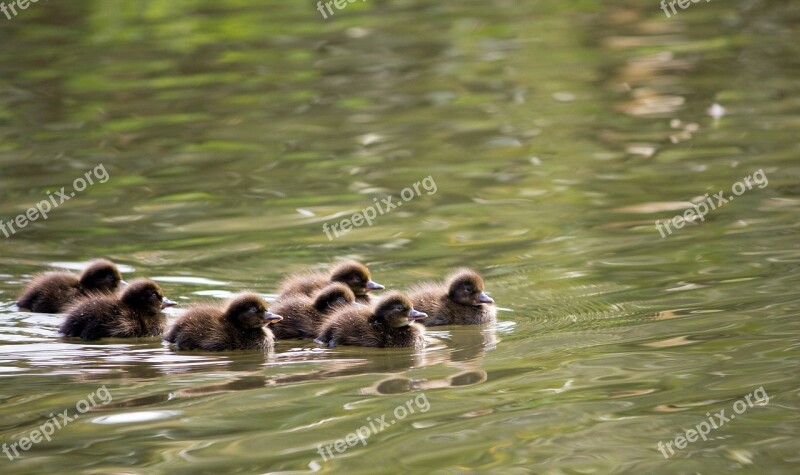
[166,303,274,351]
[316,306,376,347]
[61,296,166,340]
[60,296,121,340]
[270,294,317,339]
[316,306,426,349]
[277,271,328,299]
[18,273,82,313]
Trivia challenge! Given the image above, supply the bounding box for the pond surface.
[1,1,799,473]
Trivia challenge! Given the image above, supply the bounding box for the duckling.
[408,269,496,326]
[165,293,283,351]
[278,260,384,304]
[60,278,175,340]
[272,283,359,339]
[17,259,125,313]
[316,292,427,348]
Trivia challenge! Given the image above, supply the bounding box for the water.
[1,1,799,473]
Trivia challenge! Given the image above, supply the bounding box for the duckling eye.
[395,304,405,311]
[152,292,159,299]
[250,306,258,313]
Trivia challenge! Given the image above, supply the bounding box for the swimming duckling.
[316,292,427,348]
[278,260,384,304]
[272,283,360,339]
[408,269,496,326]
[17,259,125,313]
[60,278,175,340]
[165,293,283,351]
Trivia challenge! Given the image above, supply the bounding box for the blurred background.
[1,0,799,473]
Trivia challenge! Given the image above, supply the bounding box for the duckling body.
[17,259,124,313]
[165,293,282,351]
[60,278,173,340]
[409,269,496,326]
[278,261,384,304]
[272,283,357,339]
[316,292,427,349]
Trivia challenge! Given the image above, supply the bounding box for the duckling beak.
[407,309,427,320]
[477,292,494,304]
[161,297,177,308]
[366,280,384,291]
[263,311,283,324]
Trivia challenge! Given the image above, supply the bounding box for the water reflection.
[0,310,501,411]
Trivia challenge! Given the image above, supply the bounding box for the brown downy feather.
[60,278,172,340]
[17,259,124,313]
[408,269,496,326]
[316,292,427,349]
[272,283,357,339]
[165,293,282,351]
[277,260,384,304]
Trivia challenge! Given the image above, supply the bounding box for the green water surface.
[1,1,799,473]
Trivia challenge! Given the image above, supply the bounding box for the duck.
[165,293,283,351]
[316,292,427,348]
[272,283,360,339]
[277,260,384,304]
[17,259,125,313]
[408,269,496,326]
[60,278,175,340]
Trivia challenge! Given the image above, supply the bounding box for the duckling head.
[447,269,494,307]
[330,261,384,297]
[226,293,282,330]
[121,278,176,315]
[374,292,426,328]
[313,283,358,312]
[80,259,124,292]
